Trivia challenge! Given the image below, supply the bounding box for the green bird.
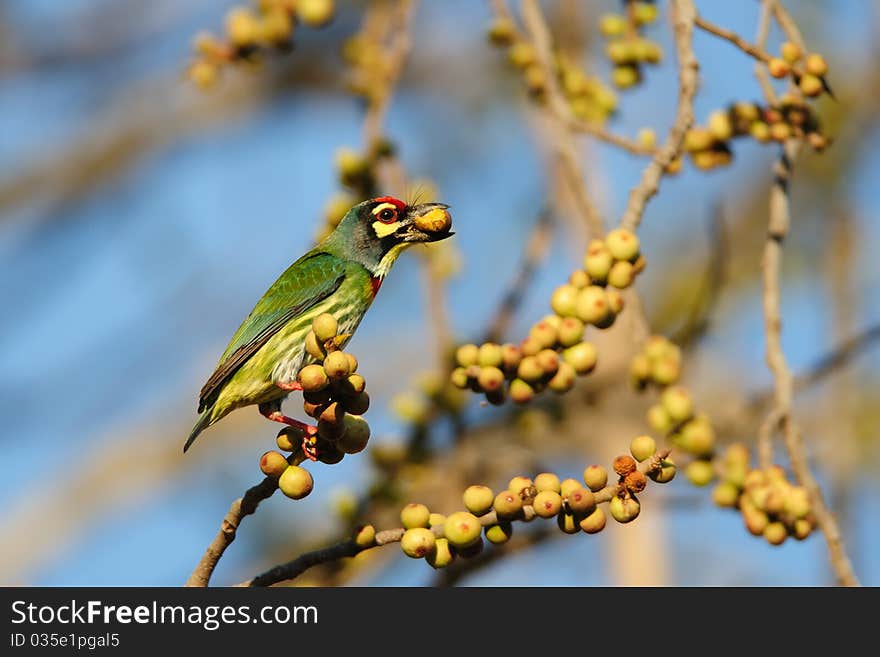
[185,196,453,454]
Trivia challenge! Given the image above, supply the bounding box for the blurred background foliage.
[0,0,878,586]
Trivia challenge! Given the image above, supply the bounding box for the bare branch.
[695,14,771,64]
[186,476,280,587]
[569,120,656,156]
[754,0,779,104]
[770,0,807,52]
[760,141,859,586]
[793,324,880,393]
[519,0,605,237]
[239,530,402,587]
[495,0,653,156]
[696,7,812,101]
[743,324,880,415]
[619,0,698,232]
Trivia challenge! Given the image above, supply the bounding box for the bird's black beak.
[400,203,454,243]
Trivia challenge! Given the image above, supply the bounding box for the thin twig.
[793,324,880,393]
[186,476,280,587]
[240,531,399,587]
[519,0,605,237]
[619,0,699,232]
[756,408,782,469]
[696,9,810,99]
[695,14,771,63]
[753,0,778,104]
[769,0,807,52]
[483,208,555,343]
[748,323,880,411]
[569,120,656,156]
[760,140,859,586]
[782,421,858,587]
[490,0,650,157]
[759,142,797,468]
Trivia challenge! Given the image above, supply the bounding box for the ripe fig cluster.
[766,41,830,98]
[188,0,336,89]
[558,57,620,124]
[681,97,829,171]
[633,335,717,479]
[487,17,618,123]
[258,312,371,500]
[299,313,371,459]
[449,327,596,406]
[648,385,717,482]
[598,2,662,89]
[630,334,682,389]
[712,444,815,546]
[632,337,814,549]
[450,229,644,405]
[397,441,675,568]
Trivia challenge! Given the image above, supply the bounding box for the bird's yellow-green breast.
[207,261,375,420]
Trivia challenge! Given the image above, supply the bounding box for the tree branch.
[696,7,812,100]
[792,324,880,393]
[769,0,807,52]
[185,476,280,587]
[754,0,779,104]
[491,0,651,158]
[619,0,698,232]
[760,140,859,586]
[694,14,771,64]
[519,0,605,237]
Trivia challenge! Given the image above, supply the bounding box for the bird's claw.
[259,404,318,461]
[302,433,319,462]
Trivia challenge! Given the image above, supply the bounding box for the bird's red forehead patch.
[371,196,406,211]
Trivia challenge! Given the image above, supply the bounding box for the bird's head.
[323,196,454,277]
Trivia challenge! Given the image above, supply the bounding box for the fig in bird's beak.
[406,203,453,242]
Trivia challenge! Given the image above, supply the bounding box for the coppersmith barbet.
[185,196,453,453]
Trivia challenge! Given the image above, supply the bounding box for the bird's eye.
[378,208,397,223]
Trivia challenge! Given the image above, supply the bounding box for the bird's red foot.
[258,403,318,461]
[275,380,303,391]
[302,435,319,462]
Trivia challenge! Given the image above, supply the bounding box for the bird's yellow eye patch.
[372,219,401,238]
[371,201,404,237]
[371,202,400,223]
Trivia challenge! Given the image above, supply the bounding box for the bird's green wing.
[198,250,348,411]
